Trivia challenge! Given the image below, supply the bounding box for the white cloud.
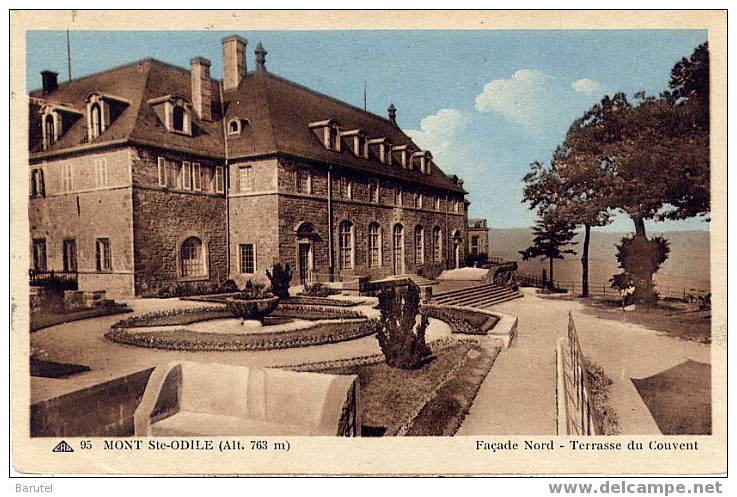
[405,108,469,165]
[474,69,561,132]
[571,78,602,95]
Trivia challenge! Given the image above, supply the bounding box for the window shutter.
[192,163,201,191]
[182,161,192,190]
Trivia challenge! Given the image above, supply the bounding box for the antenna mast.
[363,81,367,111]
[66,29,72,80]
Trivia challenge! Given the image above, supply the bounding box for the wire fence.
[517,272,709,302]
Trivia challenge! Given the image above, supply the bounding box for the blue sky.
[27,30,708,232]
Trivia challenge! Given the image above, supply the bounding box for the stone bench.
[134,361,361,437]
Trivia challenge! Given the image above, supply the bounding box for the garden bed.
[420,305,499,335]
[105,320,373,352]
[31,305,133,332]
[272,304,364,320]
[289,339,497,436]
[31,356,91,378]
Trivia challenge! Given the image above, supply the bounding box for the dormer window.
[392,145,409,168]
[84,92,110,141]
[339,129,368,158]
[40,106,61,150]
[368,138,392,165]
[148,95,192,136]
[412,151,433,174]
[309,119,341,151]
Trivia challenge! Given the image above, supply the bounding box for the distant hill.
[488,228,710,291]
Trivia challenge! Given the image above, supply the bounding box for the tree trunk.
[630,215,658,306]
[633,215,647,238]
[548,256,554,291]
[581,223,590,298]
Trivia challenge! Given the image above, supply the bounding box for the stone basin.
[225,296,280,323]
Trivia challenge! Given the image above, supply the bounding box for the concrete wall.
[29,147,135,296]
[131,146,227,296]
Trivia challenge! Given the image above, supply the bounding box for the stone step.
[432,283,498,300]
[446,289,517,307]
[432,285,509,303]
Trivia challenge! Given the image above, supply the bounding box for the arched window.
[228,119,241,135]
[180,237,205,277]
[338,221,354,270]
[172,105,186,132]
[90,103,102,139]
[368,222,381,268]
[43,114,56,147]
[414,225,425,265]
[432,226,443,264]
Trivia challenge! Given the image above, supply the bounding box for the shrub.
[373,282,430,369]
[29,273,78,291]
[302,282,340,297]
[219,279,239,293]
[266,263,293,299]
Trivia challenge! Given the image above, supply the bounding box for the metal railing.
[517,272,708,302]
[29,269,79,285]
[556,312,598,435]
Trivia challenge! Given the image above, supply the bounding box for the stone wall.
[131,146,227,296]
[29,147,136,296]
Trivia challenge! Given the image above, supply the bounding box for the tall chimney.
[41,70,58,95]
[222,35,247,91]
[387,103,397,125]
[190,57,212,121]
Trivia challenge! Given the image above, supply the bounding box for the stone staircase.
[430,283,522,309]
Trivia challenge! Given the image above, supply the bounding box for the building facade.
[468,218,490,257]
[28,36,469,297]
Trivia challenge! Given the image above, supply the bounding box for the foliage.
[302,282,341,297]
[420,306,499,335]
[233,279,271,300]
[584,358,620,435]
[519,216,577,289]
[219,279,239,293]
[266,263,293,299]
[112,306,230,328]
[373,282,431,369]
[610,235,670,306]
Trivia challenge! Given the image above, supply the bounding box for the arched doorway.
[452,230,463,269]
[393,224,404,275]
[295,222,318,284]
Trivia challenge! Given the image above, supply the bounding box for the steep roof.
[28,59,465,193]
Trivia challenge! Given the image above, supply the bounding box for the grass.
[584,358,620,435]
[31,305,133,332]
[305,341,493,436]
[420,306,499,335]
[575,296,711,343]
[106,320,372,351]
[31,356,91,378]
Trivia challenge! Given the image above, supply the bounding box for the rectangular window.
[60,163,73,192]
[239,244,255,274]
[199,165,210,192]
[157,157,167,187]
[30,169,45,197]
[94,158,108,188]
[192,163,202,191]
[240,165,253,193]
[95,238,112,271]
[434,196,441,211]
[369,180,379,203]
[167,160,181,189]
[32,238,47,272]
[296,168,311,194]
[395,186,403,206]
[182,161,192,190]
[63,239,77,272]
[214,166,225,193]
[417,194,423,209]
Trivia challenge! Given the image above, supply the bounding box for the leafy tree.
[610,235,670,306]
[266,263,293,299]
[519,215,577,290]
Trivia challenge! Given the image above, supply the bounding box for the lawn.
[31,305,133,332]
[30,356,91,378]
[297,340,499,436]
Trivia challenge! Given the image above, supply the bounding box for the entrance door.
[454,242,461,269]
[298,242,312,284]
[393,224,404,275]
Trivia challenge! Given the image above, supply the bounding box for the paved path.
[458,288,710,435]
[30,297,452,403]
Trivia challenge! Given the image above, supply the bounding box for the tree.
[373,282,430,369]
[519,215,577,290]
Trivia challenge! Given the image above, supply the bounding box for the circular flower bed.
[105,320,373,351]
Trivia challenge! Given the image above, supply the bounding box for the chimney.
[222,35,247,91]
[387,103,397,125]
[190,57,212,121]
[41,70,58,95]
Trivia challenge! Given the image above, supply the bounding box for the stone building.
[468,218,490,257]
[28,35,469,297]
